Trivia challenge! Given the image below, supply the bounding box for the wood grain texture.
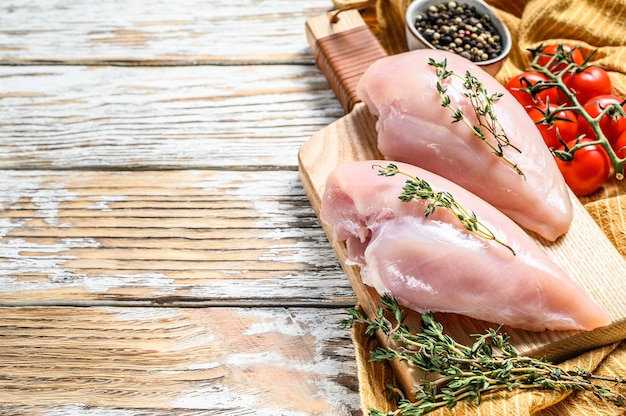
[0,0,365,413]
[0,169,355,305]
[0,64,343,170]
[0,0,332,65]
[306,11,387,113]
[0,306,361,415]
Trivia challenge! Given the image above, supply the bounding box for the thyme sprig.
[341,295,626,415]
[526,43,626,179]
[428,58,526,179]
[375,163,515,255]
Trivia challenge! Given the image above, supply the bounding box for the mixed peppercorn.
[412,1,503,62]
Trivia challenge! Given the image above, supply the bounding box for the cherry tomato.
[577,95,626,145]
[536,43,584,74]
[505,72,561,108]
[528,105,579,148]
[613,130,626,159]
[555,138,610,196]
[564,66,612,105]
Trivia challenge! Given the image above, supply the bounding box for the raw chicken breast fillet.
[320,160,610,332]
[356,49,573,241]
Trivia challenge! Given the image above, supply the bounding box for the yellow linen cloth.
[330,0,626,414]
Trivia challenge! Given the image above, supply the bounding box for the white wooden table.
[0,1,363,414]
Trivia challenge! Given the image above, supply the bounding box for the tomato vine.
[506,43,626,195]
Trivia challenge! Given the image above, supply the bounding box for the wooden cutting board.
[299,9,626,397]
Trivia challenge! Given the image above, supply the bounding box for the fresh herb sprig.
[375,163,515,255]
[527,44,626,179]
[428,58,526,179]
[341,295,626,416]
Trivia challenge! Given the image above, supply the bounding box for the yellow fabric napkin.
[330,0,626,414]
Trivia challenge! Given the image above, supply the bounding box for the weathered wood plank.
[0,0,334,65]
[0,64,343,170]
[0,169,354,305]
[0,306,361,415]
[0,2,364,413]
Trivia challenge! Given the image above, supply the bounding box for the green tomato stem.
[529,50,625,180]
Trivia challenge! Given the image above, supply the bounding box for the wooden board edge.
[297,105,626,361]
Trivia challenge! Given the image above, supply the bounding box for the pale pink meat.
[356,49,573,241]
[320,160,610,332]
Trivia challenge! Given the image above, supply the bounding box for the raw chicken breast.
[356,49,573,241]
[320,160,610,332]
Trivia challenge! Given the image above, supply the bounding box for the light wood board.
[299,10,626,397]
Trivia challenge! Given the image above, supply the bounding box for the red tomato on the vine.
[555,138,611,196]
[577,95,626,145]
[613,130,626,159]
[528,106,579,148]
[564,66,612,105]
[537,44,585,74]
[505,72,561,108]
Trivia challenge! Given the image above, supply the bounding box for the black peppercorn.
[413,2,503,63]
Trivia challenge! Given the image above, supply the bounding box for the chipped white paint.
[226,172,319,224]
[222,171,341,268]
[44,405,139,416]
[0,237,98,286]
[226,350,277,367]
[0,169,352,302]
[0,232,176,295]
[0,217,23,238]
[0,265,177,298]
[107,306,180,322]
[0,65,343,170]
[0,174,37,208]
[36,184,79,227]
[236,307,357,377]
[171,384,260,412]
[258,240,339,268]
[0,0,362,413]
[0,0,333,64]
[83,273,176,296]
[0,173,78,226]
[237,308,356,374]
[186,361,222,371]
[87,195,128,211]
[0,236,99,257]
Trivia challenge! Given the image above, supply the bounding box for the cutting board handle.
[305,10,388,114]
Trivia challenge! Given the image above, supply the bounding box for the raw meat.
[320,160,610,332]
[356,49,573,241]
